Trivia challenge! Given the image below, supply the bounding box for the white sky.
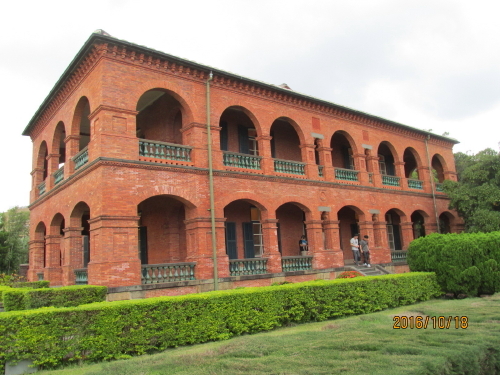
[1,0,499,213]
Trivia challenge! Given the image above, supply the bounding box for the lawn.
[38,294,500,375]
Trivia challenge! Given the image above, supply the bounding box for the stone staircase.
[347,264,391,277]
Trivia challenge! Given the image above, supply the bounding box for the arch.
[70,201,90,267]
[34,221,47,241]
[275,202,310,256]
[51,121,67,177]
[33,221,47,269]
[376,141,400,176]
[431,154,448,183]
[36,141,49,181]
[403,147,422,178]
[49,213,65,235]
[138,195,192,265]
[71,97,91,151]
[218,195,268,214]
[224,199,267,259]
[330,130,358,170]
[219,106,262,155]
[439,211,455,234]
[270,117,304,162]
[337,205,365,263]
[410,210,427,239]
[135,88,195,144]
[385,208,405,250]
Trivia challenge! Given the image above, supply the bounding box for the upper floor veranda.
[25,32,458,204]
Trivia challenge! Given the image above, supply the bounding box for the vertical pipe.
[206,72,218,290]
[425,135,441,233]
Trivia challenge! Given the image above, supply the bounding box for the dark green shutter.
[242,222,255,258]
[139,226,148,264]
[393,224,402,250]
[342,147,351,169]
[277,222,282,253]
[225,222,238,259]
[220,121,228,151]
[238,125,249,154]
[83,235,90,267]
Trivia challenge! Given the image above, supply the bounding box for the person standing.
[299,235,308,254]
[350,234,360,266]
[360,235,371,267]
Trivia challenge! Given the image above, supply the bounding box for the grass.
[37,294,500,375]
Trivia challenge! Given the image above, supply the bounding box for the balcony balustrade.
[139,139,192,162]
[223,151,262,170]
[382,175,400,187]
[54,167,64,185]
[281,255,313,272]
[368,172,373,183]
[334,168,359,181]
[38,181,46,196]
[391,250,407,262]
[229,258,268,276]
[273,159,306,175]
[74,268,88,285]
[435,183,444,192]
[141,262,196,284]
[73,147,89,171]
[407,179,423,190]
[37,272,44,281]
[318,165,324,177]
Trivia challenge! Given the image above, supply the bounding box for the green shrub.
[407,231,500,296]
[2,285,107,312]
[0,272,440,370]
[0,286,12,300]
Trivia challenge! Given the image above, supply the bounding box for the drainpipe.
[425,134,441,233]
[206,71,219,290]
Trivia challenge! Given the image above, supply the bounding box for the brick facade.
[24,31,463,291]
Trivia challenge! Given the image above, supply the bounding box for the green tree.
[0,207,30,273]
[443,148,500,232]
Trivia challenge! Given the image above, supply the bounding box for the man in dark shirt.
[360,235,371,267]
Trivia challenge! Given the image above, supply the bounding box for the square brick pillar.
[353,153,370,185]
[261,218,282,273]
[304,219,332,269]
[44,234,63,286]
[400,222,415,250]
[257,135,274,175]
[394,161,406,189]
[372,221,392,263]
[425,222,439,234]
[65,135,80,175]
[185,217,230,279]
[301,144,320,179]
[317,146,334,181]
[322,219,344,268]
[27,239,45,282]
[62,227,84,286]
[86,216,142,287]
[367,156,382,187]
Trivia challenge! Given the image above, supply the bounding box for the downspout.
[206,71,219,290]
[425,135,441,233]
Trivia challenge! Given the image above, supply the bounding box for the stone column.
[372,220,392,263]
[261,218,282,273]
[27,239,45,282]
[184,217,229,279]
[86,216,142,287]
[322,219,344,267]
[257,135,274,175]
[300,144,320,179]
[400,222,415,250]
[62,227,84,286]
[317,146,334,181]
[44,234,63,286]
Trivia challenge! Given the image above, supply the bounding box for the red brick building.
[24,30,462,297]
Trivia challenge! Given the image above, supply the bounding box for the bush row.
[407,231,500,296]
[2,285,107,311]
[0,272,441,370]
[9,281,50,289]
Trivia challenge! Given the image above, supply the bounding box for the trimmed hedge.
[407,231,500,296]
[2,285,108,312]
[0,286,12,300]
[0,272,440,370]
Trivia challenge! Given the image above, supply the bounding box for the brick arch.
[50,121,67,154]
[411,209,430,220]
[274,200,312,215]
[328,130,359,156]
[133,185,199,212]
[133,86,195,126]
[384,207,408,221]
[335,205,366,221]
[70,201,91,226]
[71,96,91,136]
[36,140,48,170]
[375,140,401,163]
[432,153,448,182]
[137,194,197,220]
[219,195,268,213]
[270,116,306,146]
[403,147,423,178]
[217,105,263,137]
[49,213,65,235]
[34,221,47,240]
